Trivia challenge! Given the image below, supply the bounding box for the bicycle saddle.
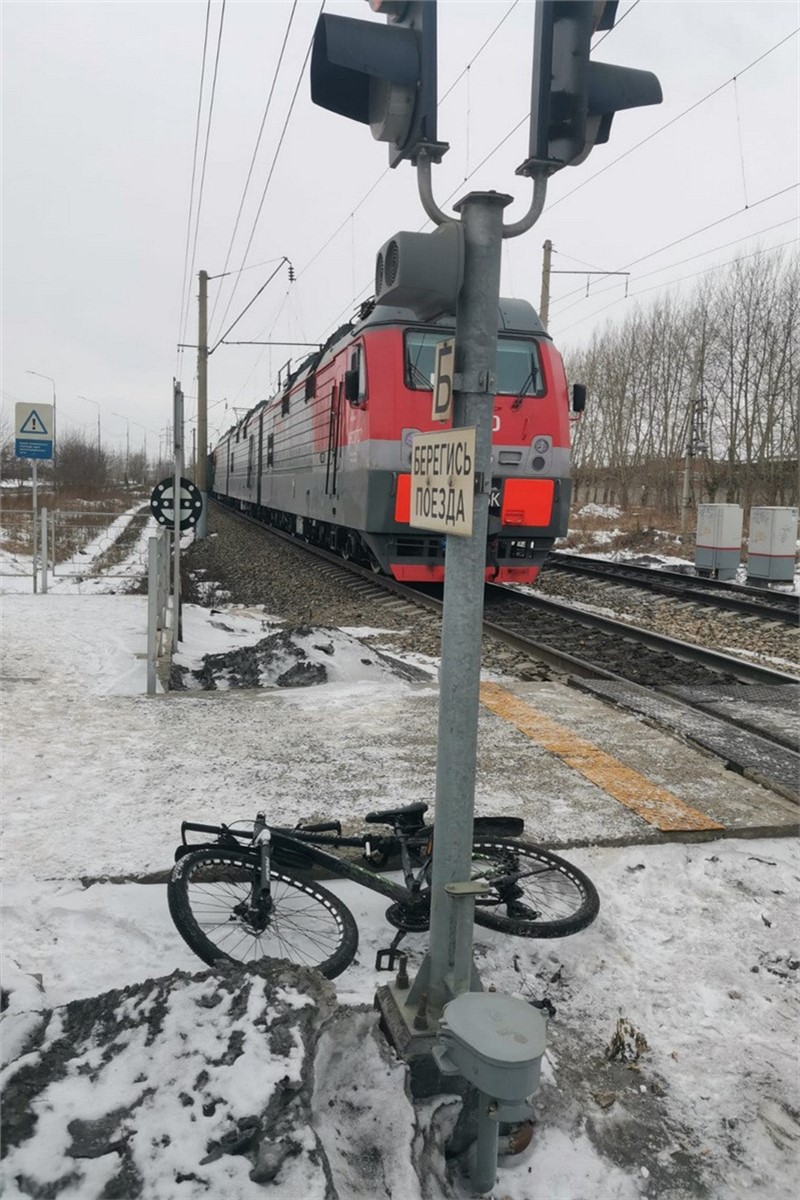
[365,801,429,826]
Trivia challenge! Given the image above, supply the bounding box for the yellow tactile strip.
[479,681,724,833]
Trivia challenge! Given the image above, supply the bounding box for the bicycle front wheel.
[168,847,359,979]
[470,838,599,938]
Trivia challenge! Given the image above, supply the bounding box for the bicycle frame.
[170,809,597,977]
[178,815,432,914]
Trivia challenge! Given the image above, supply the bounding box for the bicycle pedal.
[375,948,403,972]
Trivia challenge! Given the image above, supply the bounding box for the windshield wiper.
[407,359,432,389]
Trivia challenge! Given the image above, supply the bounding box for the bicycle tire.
[470,838,599,938]
[168,847,359,980]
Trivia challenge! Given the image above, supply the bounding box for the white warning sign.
[410,427,476,537]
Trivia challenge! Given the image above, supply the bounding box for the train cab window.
[281,393,290,416]
[495,339,545,396]
[405,331,546,397]
[305,374,316,401]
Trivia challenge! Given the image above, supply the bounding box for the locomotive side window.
[405,332,546,397]
[344,343,367,406]
[247,435,254,487]
[266,432,274,467]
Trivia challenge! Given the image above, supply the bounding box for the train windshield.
[404,332,546,396]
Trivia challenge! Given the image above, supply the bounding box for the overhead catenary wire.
[207,0,299,334]
[178,0,227,365]
[556,238,799,335]
[548,183,800,318]
[320,183,799,366]
[591,0,641,49]
[546,25,798,216]
[176,0,212,378]
[210,260,290,354]
[297,0,521,281]
[233,11,798,405]
[432,24,800,223]
[552,220,798,324]
[552,248,610,272]
[210,2,324,346]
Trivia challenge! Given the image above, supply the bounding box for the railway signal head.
[518,0,662,177]
[310,0,448,168]
[374,223,464,319]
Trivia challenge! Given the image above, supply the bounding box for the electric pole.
[540,238,553,327]
[196,269,209,539]
[681,332,706,534]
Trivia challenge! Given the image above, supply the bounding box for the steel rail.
[547,551,799,624]
[205,502,799,784]
[484,584,799,688]
[212,501,798,689]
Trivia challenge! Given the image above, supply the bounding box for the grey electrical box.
[695,503,743,581]
[747,507,798,583]
[434,991,548,1194]
[435,992,547,1111]
[374,222,464,320]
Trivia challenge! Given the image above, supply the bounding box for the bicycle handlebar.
[181,820,229,837]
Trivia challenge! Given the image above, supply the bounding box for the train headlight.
[533,437,550,454]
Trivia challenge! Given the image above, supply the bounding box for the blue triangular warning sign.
[21,409,49,435]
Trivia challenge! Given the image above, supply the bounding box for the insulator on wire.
[288,262,295,282]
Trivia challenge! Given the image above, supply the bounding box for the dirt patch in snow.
[170,626,431,691]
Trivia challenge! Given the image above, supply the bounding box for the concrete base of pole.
[374,982,467,1101]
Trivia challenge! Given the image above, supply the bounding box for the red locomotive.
[210,297,578,584]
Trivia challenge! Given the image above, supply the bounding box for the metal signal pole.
[403,161,547,1023]
[173,379,184,645]
[421,192,510,1015]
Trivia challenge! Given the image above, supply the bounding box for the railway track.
[482,585,797,690]
[194,503,800,800]
[205,501,798,691]
[546,551,799,625]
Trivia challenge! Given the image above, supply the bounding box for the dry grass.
[561,505,691,558]
[0,486,149,559]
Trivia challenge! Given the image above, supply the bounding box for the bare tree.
[54,432,111,491]
[564,248,799,511]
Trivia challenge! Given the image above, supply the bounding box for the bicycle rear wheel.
[470,838,599,938]
[168,847,358,979]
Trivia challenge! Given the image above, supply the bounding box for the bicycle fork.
[238,815,273,931]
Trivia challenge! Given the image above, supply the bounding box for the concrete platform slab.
[477,680,799,848]
[575,678,799,806]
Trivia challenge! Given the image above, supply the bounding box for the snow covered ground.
[2,525,799,1199]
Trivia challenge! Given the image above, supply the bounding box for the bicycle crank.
[385,900,430,932]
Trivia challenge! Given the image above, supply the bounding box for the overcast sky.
[2,0,798,461]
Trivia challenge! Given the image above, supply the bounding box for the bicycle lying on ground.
[168,802,600,980]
